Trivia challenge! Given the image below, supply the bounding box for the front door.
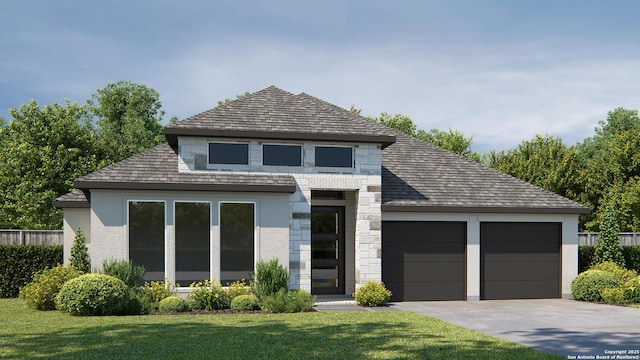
[311,206,345,295]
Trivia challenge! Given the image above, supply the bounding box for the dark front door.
[311,206,345,295]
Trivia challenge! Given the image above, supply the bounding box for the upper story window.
[209,142,249,165]
[263,144,302,166]
[315,146,353,168]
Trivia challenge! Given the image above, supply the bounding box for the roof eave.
[74,180,296,194]
[164,128,396,148]
[52,200,90,209]
[381,204,591,215]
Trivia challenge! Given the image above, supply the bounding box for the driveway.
[389,299,640,358]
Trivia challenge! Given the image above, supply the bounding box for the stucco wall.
[88,189,289,285]
[382,212,580,300]
[62,208,91,265]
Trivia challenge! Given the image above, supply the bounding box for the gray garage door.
[481,222,561,300]
[382,221,466,301]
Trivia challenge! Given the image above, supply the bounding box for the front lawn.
[0,299,560,359]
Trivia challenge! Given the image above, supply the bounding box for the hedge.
[0,245,63,298]
[579,246,640,273]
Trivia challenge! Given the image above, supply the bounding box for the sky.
[1,0,640,152]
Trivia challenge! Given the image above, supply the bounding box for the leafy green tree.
[217,91,250,106]
[417,128,481,162]
[594,203,626,267]
[70,227,91,273]
[0,100,100,229]
[484,135,580,201]
[371,112,417,136]
[88,80,165,163]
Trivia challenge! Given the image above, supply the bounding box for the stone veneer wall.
[177,136,383,292]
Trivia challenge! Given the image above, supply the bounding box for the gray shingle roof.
[381,130,590,214]
[53,189,90,208]
[71,143,296,193]
[165,86,396,148]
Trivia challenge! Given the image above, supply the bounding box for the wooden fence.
[578,233,640,246]
[0,230,63,246]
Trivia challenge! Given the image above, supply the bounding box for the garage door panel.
[383,222,466,243]
[386,281,466,301]
[384,261,465,282]
[482,281,560,300]
[482,261,559,281]
[384,250,465,263]
[481,222,561,300]
[383,241,464,258]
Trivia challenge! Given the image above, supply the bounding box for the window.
[263,144,302,166]
[315,146,353,168]
[175,202,210,286]
[220,203,254,285]
[209,142,249,165]
[128,201,165,282]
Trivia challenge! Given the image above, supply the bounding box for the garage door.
[481,222,561,300]
[382,221,466,301]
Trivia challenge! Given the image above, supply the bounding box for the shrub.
[230,294,260,311]
[158,296,189,313]
[571,270,619,302]
[224,279,251,301]
[101,259,145,288]
[56,274,129,316]
[601,287,626,304]
[0,245,62,298]
[260,289,316,313]
[135,280,174,313]
[187,280,229,310]
[623,247,640,272]
[579,246,596,273]
[353,281,392,307]
[252,259,290,299]
[69,228,90,273]
[19,265,84,310]
[589,261,637,285]
[594,205,625,268]
[621,276,640,304]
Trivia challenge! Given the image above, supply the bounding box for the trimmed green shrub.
[601,287,626,304]
[135,280,174,313]
[579,246,596,273]
[224,280,251,301]
[158,296,189,313]
[187,280,229,310]
[55,274,129,316]
[623,247,640,272]
[571,270,619,302]
[622,276,640,303]
[353,281,392,307]
[589,261,637,285]
[260,289,316,313]
[252,258,290,299]
[230,294,260,311]
[19,265,83,310]
[594,205,625,267]
[101,259,145,288]
[69,228,90,273]
[0,245,62,298]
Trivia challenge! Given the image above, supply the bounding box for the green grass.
[0,299,560,359]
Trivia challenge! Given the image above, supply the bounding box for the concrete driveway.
[389,299,640,358]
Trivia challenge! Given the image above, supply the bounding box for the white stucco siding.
[382,212,580,301]
[87,189,290,285]
[62,208,91,265]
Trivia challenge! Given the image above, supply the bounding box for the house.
[54,86,589,301]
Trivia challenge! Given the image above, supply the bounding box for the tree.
[594,203,626,267]
[217,91,250,106]
[88,80,166,163]
[484,135,580,201]
[0,100,100,229]
[70,227,91,273]
[417,128,481,162]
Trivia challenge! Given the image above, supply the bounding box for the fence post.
[20,230,25,245]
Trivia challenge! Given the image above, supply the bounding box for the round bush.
[230,295,260,311]
[55,274,129,316]
[589,261,638,285]
[260,289,315,313]
[19,265,84,310]
[353,281,392,307]
[158,296,189,313]
[571,270,619,302]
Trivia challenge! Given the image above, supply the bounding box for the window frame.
[126,200,167,282]
[208,141,250,165]
[173,200,213,285]
[217,201,257,285]
[314,145,354,168]
[262,143,303,167]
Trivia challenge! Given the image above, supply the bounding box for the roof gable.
[164,86,396,148]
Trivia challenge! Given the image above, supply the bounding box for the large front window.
[175,202,211,286]
[209,142,249,165]
[220,203,255,285]
[128,201,165,282]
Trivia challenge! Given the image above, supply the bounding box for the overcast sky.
[2,1,639,152]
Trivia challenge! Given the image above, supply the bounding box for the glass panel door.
[311,206,345,295]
